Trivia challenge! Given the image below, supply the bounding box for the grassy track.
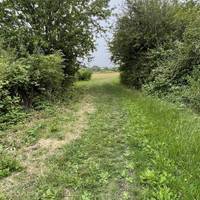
[0,73,200,199]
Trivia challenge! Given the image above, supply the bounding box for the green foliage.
[144,12,200,110]
[0,0,111,127]
[0,193,6,200]
[0,47,65,128]
[0,48,26,128]
[110,0,178,89]
[111,0,200,111]
[0,87,24,129]
[0,0,111,78]
[0,147,21,178]
[77,68,92,81]
[0,52,64,106]
[19,53,65,106]
[184,67,200,111]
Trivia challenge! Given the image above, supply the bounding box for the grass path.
[1,73,200,199]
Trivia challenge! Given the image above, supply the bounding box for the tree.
[0,0,111,78]
[110,0,179,88]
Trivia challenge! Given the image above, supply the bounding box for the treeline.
[0,0,110,128]
[90,65,119,72]
[110,0,200,111]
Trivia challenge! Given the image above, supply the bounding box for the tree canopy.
[110,0,200,110]
[0,0,111,75]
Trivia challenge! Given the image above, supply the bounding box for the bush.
[77,68,92,81]
[20,53,65,106]
[184,67,200,112]
[144,14,200,111]
[0,52,64,107]
[0,50,26,128]
[0,49,65,127]
[0,85,24,129]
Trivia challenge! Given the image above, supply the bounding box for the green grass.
[123,93,200,199]
[0,150,21,179]
[1,73,200,199]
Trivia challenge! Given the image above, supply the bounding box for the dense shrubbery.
[110,0,200,111]
[1,52,64,106]
[0,86,23,127]
[0,48,65,128]
[77,68,92,81]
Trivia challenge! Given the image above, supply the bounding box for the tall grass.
[124,92,200,199]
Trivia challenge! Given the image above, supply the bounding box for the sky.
[88,0,124,68]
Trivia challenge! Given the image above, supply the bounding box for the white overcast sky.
[88,0,124,68]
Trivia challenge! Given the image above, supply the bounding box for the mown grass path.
[1,73,200,199]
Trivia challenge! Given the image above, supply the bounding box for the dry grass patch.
[0,95,95,199]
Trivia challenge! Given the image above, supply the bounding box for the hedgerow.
[0,48,65,128]
[110,0,200,111]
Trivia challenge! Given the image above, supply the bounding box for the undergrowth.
[0,147,21,179]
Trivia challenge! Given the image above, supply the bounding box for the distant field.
[92,72,119,80]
